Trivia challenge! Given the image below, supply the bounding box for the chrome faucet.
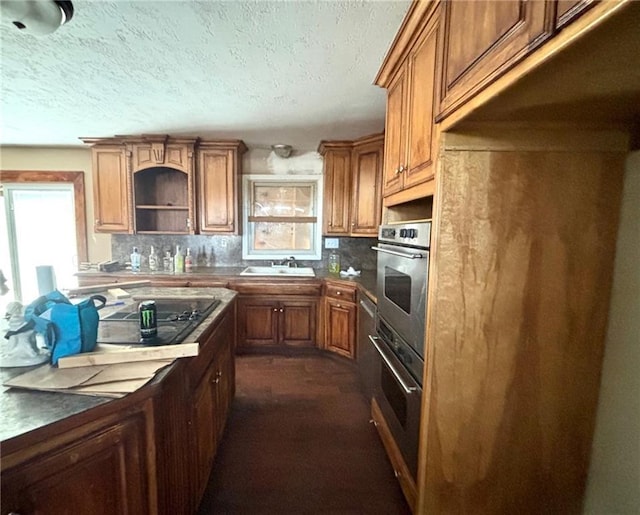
[272,256,298,268]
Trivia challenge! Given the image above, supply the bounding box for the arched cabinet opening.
[134,166,192,234]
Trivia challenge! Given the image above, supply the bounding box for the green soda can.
[139,300,158,339]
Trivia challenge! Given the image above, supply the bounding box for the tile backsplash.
[111,235,377,271]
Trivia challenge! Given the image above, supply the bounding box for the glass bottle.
[185,248,193,273]
[174,245,184,273]
[130,247,141,272]
[328,251,340,275]
[163,250,173,272]
[148,246,158,271]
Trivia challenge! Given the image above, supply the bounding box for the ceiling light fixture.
[2,0,74,36]
[271,144,293,158]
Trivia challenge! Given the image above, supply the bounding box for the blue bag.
[5,290,106,366]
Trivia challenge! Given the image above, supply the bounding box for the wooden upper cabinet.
[378,6,440,203]
[132,141,191,174]
[91,145,131,233]
[321,144,352,235]
[555,0,596,29]
[351,134,384,236]
[437,0,551,120]
[85,135,246,235]
[319,133,384,237]
[382,69,407,197]
[131,139,196,234]
[197,141,247,234]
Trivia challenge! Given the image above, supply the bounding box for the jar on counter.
[328,251,340,275]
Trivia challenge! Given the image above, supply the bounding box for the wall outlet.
[220,238,227,248]
[324,238,339,249]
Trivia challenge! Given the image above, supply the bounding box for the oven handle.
[369,335,418,394]
[371,246,426,259]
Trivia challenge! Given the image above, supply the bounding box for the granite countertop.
[76,267,378,302]
[0,286,236,443]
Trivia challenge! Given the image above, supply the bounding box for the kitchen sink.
[240,266,316,277]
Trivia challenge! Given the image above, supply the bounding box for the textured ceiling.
[0,0,410,150]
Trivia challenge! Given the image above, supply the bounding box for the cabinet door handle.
[186,218,191,229]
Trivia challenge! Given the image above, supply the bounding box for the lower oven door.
[374,242,429,359]
[370,334,422,480]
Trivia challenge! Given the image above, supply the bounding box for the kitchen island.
[1,286,237,515]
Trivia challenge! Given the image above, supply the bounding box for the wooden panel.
[404,14,439,189]
[198,149,236,233]
[193,366,217,500]
[325,282,357,303]
[422,145,625,514]
[281,299,317,348]
[2,410,154,515]
[92,146,131,233]
[324,298,356,359]
[439,0,550,120]
[323,149,352,235]
[237,296,279,348]
[555,0,596,29]
[371,398,417,511]
[382,68,407,196]
[229,280,322,296]
[351,138,383,236]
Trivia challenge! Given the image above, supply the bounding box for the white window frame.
[242,174,323,260]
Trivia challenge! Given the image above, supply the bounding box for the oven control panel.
[379,221,431,249]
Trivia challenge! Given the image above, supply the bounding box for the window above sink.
[242,175,323,261]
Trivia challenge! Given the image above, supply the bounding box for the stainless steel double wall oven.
[371,220,431,479]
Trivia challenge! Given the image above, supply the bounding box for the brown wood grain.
[323,147,352,235]
[0,170,89,262]
[351,137,384,236]
[438,0,551,120]
[421,145,625,514]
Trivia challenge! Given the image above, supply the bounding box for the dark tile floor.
[197,352,411,514]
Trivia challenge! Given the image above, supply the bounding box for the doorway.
[0,171,87,307]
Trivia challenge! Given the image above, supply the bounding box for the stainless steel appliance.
[372,220,431,360]
[357,294,376,398]
[97,298,220,345]
[370,220,431,480]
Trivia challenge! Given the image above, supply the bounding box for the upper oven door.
[373,242,429,358]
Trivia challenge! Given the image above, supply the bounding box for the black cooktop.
[97,298,220,346]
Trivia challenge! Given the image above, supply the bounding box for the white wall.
[0,146,111,262]
[584,151,640,514]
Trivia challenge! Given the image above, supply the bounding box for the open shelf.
[135,205,189,210]
[133,166,191,233]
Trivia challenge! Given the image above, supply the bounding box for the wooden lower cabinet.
[191,312,235,502]
[1,401,156,515]
[236,295,318,351]
[324,298,356,359]
[322,280,357,359]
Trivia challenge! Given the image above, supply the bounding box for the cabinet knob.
[279,308,284,313]
[394,167,400,175]
[336,304,342,308]
[336,291,342,295]
[186,218,191,228]
[273,308,278,312]
[399,165,405,173]
[95,219,100,225]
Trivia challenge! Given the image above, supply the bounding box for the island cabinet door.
[193,365,218,501]
[1,409,154,515]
